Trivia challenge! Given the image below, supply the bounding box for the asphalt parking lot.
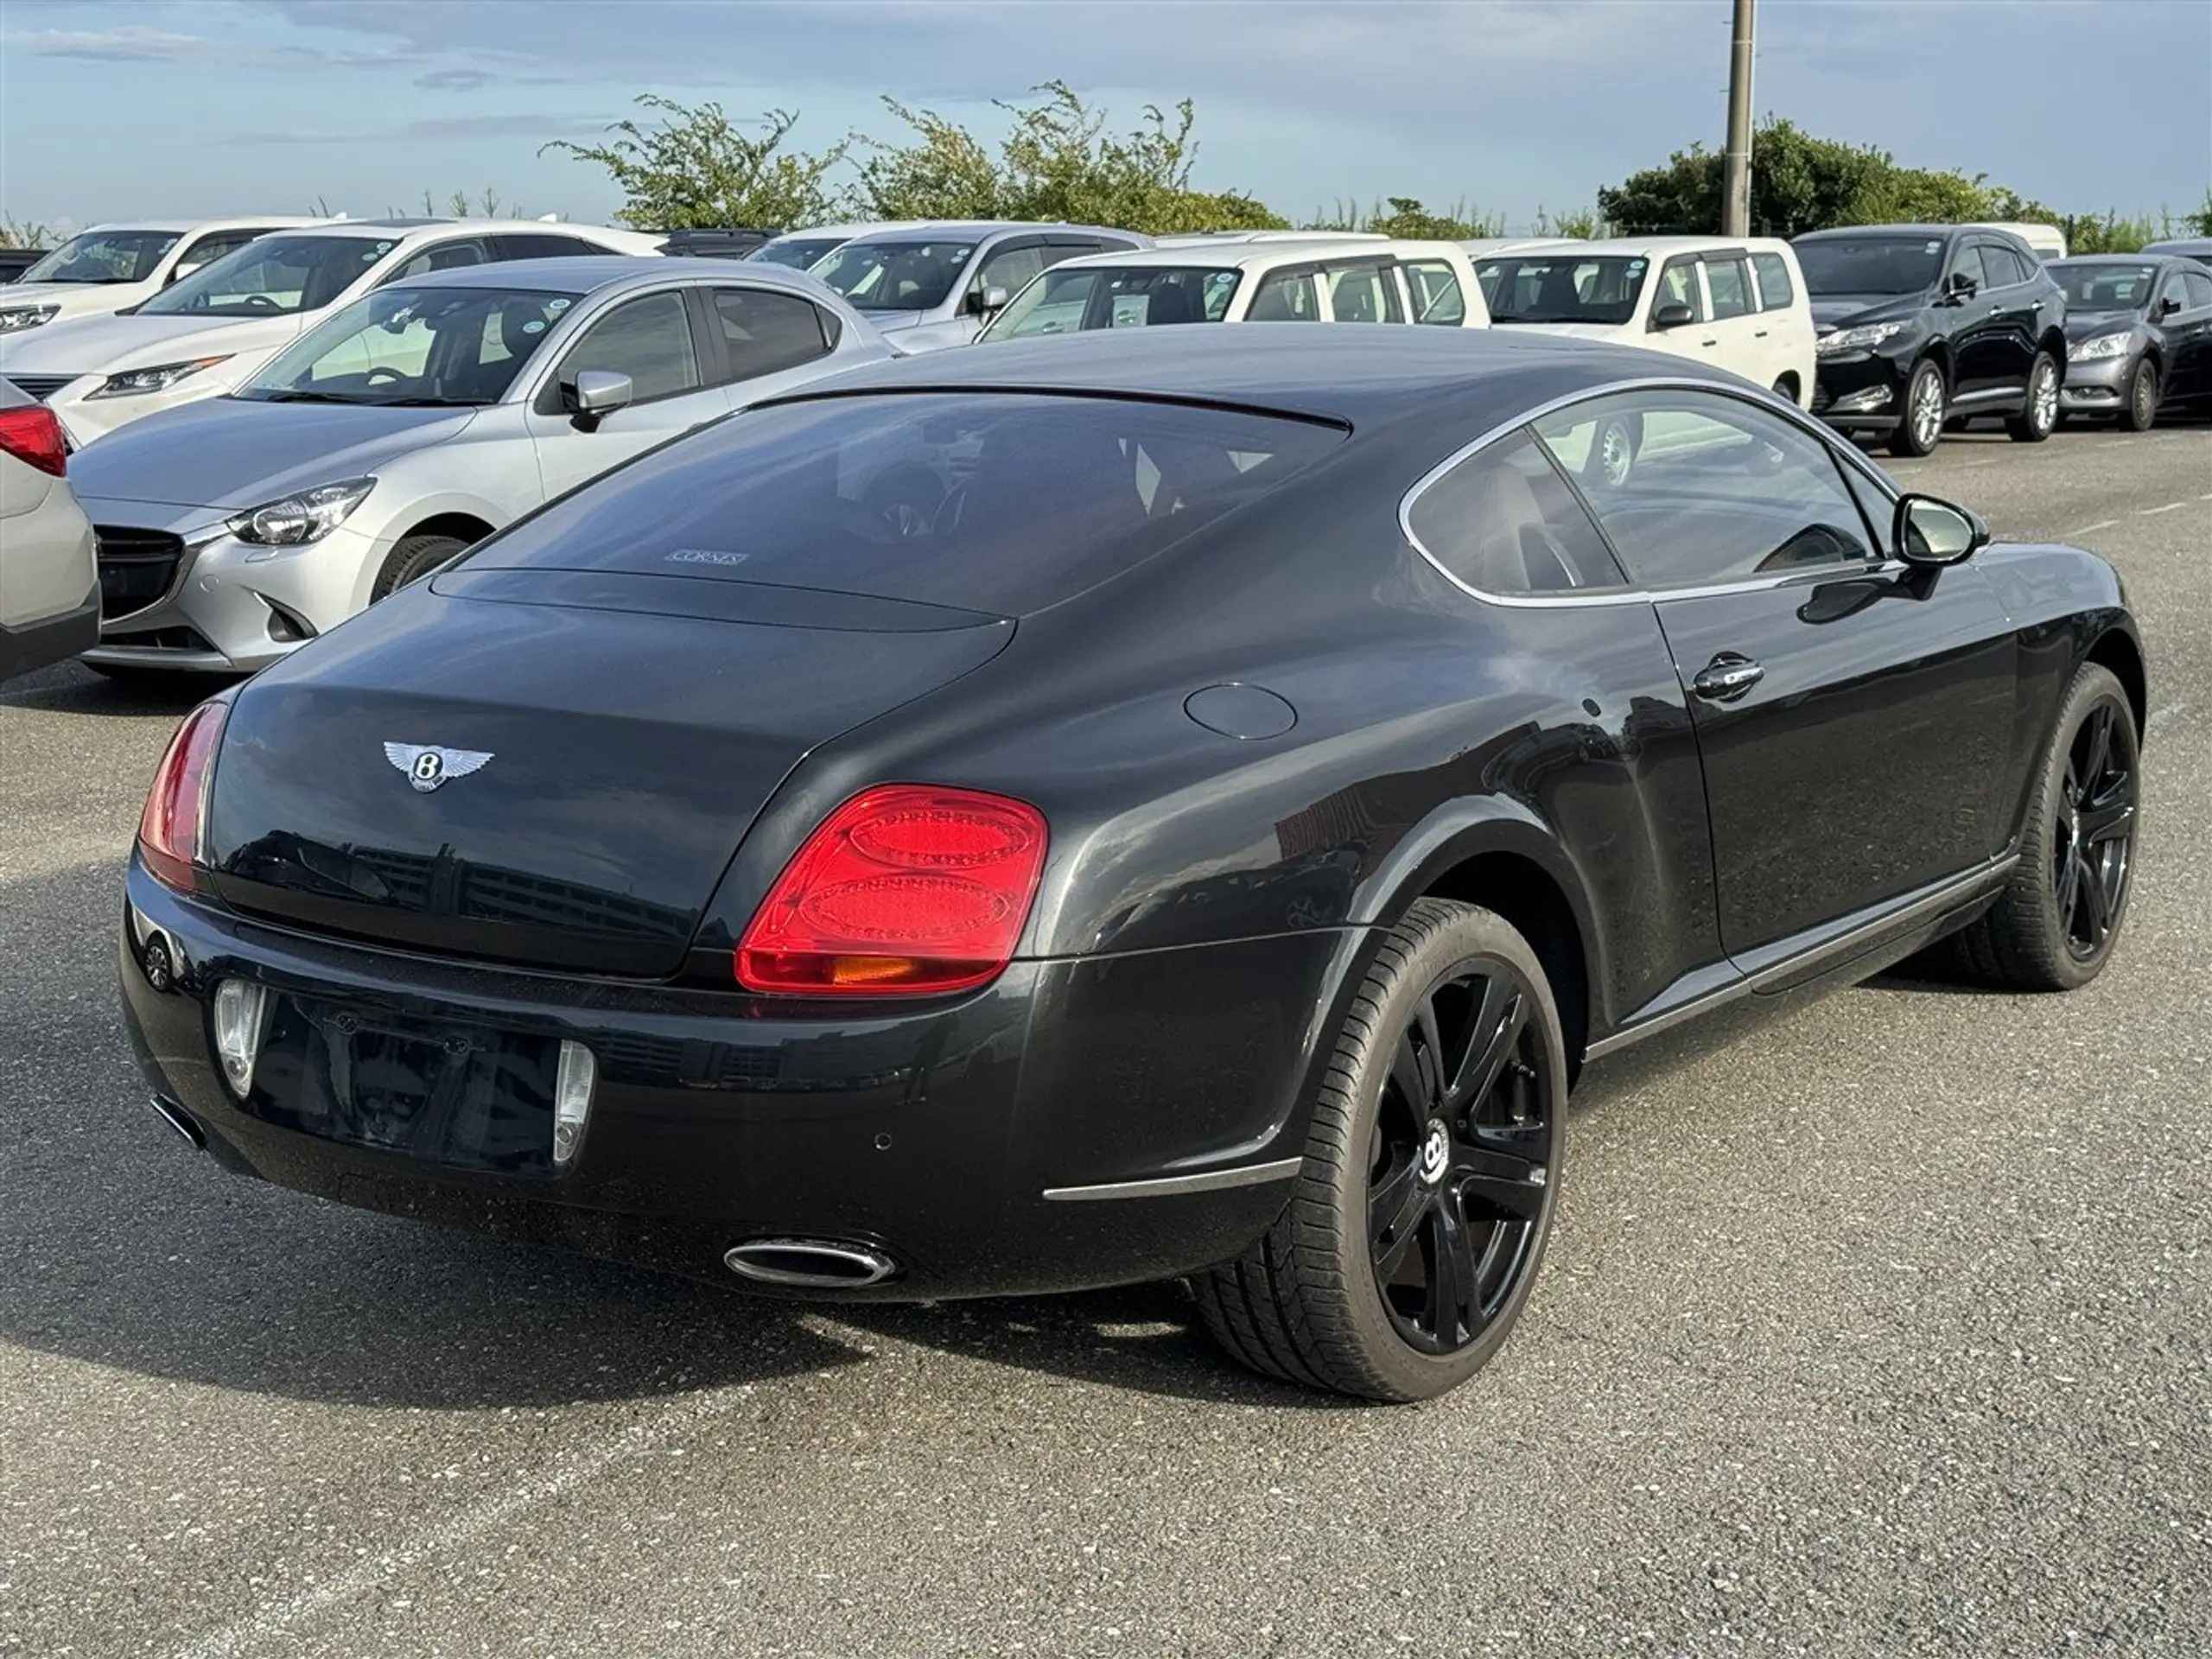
[3,420,2208,1657]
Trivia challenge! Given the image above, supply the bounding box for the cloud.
[221,112,615,148]
[417,67,496,92]
[4,25,203,61]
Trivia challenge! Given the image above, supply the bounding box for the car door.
[1319,261,1404,323]
[1532,387,2018,965]
[1978,241,2041,392]
[961,238,1049,336]
[1697,251,1767,385]
[524,286,728,500]
[1942,241,2003,400]
[1748,249,1815,405]
[1643,256,1711,365]
[2159,266,2212,398]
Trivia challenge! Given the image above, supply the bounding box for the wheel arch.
[397,511,497,549]
[2085,625,2148,740]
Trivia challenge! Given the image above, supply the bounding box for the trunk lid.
[204,571,1012,976]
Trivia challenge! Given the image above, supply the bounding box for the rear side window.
[711,288,831,380]
[1247,270,1319,321]
[1704,257,1753,319]
[2186,271,2212,308]
[1325,265,1404,323]
[1406,430,1625,594]
[470,394,1347,613]
[1980,244,2030,288]
[392,239,488,280]
[1750,252,1796,311]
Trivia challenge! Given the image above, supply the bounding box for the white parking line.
[2071,520,2120,535]
[2137,501,2186,516]
[2145,702,2185,733]
[168,1384,761,1659]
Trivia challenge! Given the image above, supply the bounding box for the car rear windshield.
[465,392,1346,613]
[986,266,1242,338]
[2048,261,2156,310]
[810,241,977,312]
[20,230,181,285]
[1794,236,1943,296]
[140,235,399,317]
[1475,256,1649,324]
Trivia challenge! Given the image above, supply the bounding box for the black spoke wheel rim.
[2053,700,2136,960]
[1366,958,1555,1357]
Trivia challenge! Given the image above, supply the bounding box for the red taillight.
[736,785,1049,995]
[137,699,229,893]
[0,404,66,477]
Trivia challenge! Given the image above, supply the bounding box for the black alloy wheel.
[1365,961,1554,1355]
[1936,662,2138,991]
[1191,899,1567,1402]
[2052,699,2137,961]
[2122,359,2159,433]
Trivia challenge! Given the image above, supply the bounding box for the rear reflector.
[211,979,269,1099]
[137,698,229,893]
[736,785,1048,995]
[552,1039,596,1166]
[0,404,66,477]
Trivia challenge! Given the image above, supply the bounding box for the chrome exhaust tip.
[723,1237,899,1289]
[149,1094,207,1150]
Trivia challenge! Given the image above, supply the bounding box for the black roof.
[779,327,1738,430]
[1794,224,1971,242]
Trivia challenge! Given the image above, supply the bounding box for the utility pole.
[1721,0,1757,235]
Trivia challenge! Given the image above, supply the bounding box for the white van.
[1970,221,2067,262]
[1471,236,1817,407]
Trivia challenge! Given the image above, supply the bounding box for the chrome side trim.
[1043,1155,1305,1203]
[1582,855,2016,1062]
[1395,373,1908,611]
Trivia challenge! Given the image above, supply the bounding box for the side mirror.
[1894,493,1989,567]
[2157,295,2182,317]
[1942,270,1977,302]
[966,284,1010,317]
[1650,301,1696,329]
[568,369,632,430]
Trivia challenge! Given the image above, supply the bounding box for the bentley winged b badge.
[384,742,493,794]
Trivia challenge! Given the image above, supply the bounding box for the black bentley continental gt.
[121,329,2144,1402]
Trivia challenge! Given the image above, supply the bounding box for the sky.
[2,0,2208,238]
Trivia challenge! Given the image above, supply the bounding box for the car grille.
[100,625,216,652]
[94,526,187,620]
[4,373,78,403]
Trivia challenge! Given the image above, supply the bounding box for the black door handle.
[1693,654,1764,702]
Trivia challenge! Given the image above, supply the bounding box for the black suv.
[1795,225,2068,456]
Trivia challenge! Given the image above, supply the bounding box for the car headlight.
[85,356,233,400]
[1815,321,1907,356]
[226,478,375,547]
[2068,332,2132,362]
[0,304,59,334]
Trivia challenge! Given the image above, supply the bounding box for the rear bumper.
[0,590,99,683]
[119,859,1360,1300]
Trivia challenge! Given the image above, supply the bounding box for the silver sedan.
[67,258,891,677]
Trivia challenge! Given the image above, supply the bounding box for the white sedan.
[0,218,663,447]
[0,378,96,682]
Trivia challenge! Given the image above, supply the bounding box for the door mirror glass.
[1651,301,1696,329]
[570,369,633,424]
[1942,270,1977,301]
[1894,493,1987,566]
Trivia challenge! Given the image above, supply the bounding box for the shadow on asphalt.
[0,658,235,715]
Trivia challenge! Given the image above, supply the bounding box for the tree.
[855,82,1287,233]
[1303,197,1503,238]
[543,95,850,230]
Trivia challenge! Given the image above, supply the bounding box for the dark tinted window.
[1704,256,1753,319]
[1246,270,1319,321]
[1477,255,1650,325]
[1948,245,1989,293]
[711,287,831,379]
[556,291,701,403]
[1535,391,1877,587]
[20,229,181,284]
[2050,261,2157,309]
[1795,234,1945,296]
[173,230,264,279]
[1407,430,1625,594]
[141,235,398,315]
[1980,244,2031,288]
[1751,251,1795,310]
[470,394,1345,613]
[391,238,489,280]
[2185,271,2212,308]
[2156,270,2192,312]
[498,233,604,261]
[750,236,844,270]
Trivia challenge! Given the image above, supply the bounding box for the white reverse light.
[212,979,270,1098]
[552,1039,596,1166]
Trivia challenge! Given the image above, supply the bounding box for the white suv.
[1472,236,1817,407]
[0,378,96,682]
[0,218,315,340]
[0,218,664,445]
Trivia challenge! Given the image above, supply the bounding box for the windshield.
[243,285,575,406]
[21,230,181,285]
[750,237,845,270]
[140,235,398,317]
[465,392,1345,613]
[2048,261,2157,311]
[1795,236,1944,296]
[1476,256,1649,324]
[810,240,976,312]
[984,266,1241,338]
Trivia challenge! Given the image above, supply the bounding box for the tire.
[1940,663,2139,991]
[2006,351,2060,442]
[1770,374,1800,407]
[1586,412,1640,488]
[1190,898,1568,1402]
[372,534,470,602]
[1888,359,1946,457]
[2120,359,2159,433]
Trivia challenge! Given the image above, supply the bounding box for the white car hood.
[0,280,156,323]
[0,311,298,375]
